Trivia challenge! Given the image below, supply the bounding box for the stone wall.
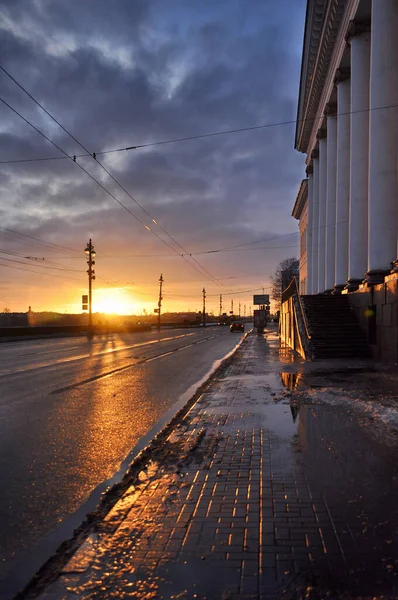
[347,276,398,364]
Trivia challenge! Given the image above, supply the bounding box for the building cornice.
[295,0,328,152]
[292,179,308,220]
[305,0,360,162]
[295,0,360,156]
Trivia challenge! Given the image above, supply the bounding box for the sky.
[0,0,306,315]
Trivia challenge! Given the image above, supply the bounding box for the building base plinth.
[364,269,389,286]
[345,278,363,293]
[390,259,398,274]
[347,278,398,363]
[332,284,345,295]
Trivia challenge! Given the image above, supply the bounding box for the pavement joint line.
[49,332,231,394]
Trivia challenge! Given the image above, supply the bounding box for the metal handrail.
[282,276,312,340]
[294,278,312,340]
[281,277,297,303]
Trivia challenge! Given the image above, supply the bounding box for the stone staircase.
[300,295,371,359]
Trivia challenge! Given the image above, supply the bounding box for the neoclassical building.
[290,0,398,361]
[295,0,398,293]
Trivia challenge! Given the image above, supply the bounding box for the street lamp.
[84,239,96,331]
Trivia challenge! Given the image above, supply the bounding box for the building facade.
[292,0,398,362]
[292,179,309,294]
[295,0,398,294]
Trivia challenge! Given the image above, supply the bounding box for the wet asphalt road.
[25,330,398,600]
[0,326,246,598]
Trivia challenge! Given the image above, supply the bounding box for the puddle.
[226,371,305,392]
[263,402,300,436]
[263,400,398,595]
[280,371,302,390]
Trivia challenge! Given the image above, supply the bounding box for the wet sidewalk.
[31,330,398,599]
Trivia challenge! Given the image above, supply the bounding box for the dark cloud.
[0,0,306,311]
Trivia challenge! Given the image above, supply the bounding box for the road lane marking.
[0,332,198,377]
[145,351,174,362]
[50,333,227,394]
[0,345,82,361]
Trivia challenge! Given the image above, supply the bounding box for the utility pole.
[202,287,206,327]
[239,302,241,318]
[219,294,222,316]
[157,274,163,330]
[84,239,96,331]
[231,299,234,316]
[244,304,246,317]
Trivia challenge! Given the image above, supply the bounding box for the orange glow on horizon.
[93,288,138,315]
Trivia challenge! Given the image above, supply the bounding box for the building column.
[346,23,371,290]
[325,106,337,293]
[318,132,327,293]
[367,0,398,282]
[311,152,319,294]
[334,71,351,293]
[306,165,313,294]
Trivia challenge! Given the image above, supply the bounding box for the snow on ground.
[304,385,398,429]
[272,366,398,446]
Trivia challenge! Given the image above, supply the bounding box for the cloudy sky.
[0,0,306,315]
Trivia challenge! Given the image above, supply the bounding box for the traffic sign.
[253,294,269,305]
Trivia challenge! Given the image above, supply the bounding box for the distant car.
[230,322,244,332]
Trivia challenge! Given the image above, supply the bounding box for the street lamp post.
[84,239,96,331]
[157,274,163,331]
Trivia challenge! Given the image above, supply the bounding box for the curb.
[16,330,252,600]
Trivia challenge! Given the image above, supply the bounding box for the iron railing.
[281,276,311,340]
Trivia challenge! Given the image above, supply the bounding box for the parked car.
[230,322,244,332]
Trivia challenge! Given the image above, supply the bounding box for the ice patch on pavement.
[305,386,398,430]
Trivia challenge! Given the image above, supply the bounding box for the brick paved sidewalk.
[32,331,398,599]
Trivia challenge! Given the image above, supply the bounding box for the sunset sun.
[94,288,137,315]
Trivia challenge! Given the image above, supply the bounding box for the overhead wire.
[6,229,301,261]
[0,214,349,263]
[10,221,356,267]
[0,248,84,272]
[0,242,299,262]
[165,286,271,299]
[1,63,361,288]
[0,235,273,301]
[0,92,397,165]
[0,254,86,274]
[0,228,80,255]
[1,243,152,291]
[0,94,217,284]
[0,65,223,286]
[2,67,358,296]
[0,261,85,281]
[0,226,80,254]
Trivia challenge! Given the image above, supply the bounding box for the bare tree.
[270,257,298,308]
[1,308,11,314]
